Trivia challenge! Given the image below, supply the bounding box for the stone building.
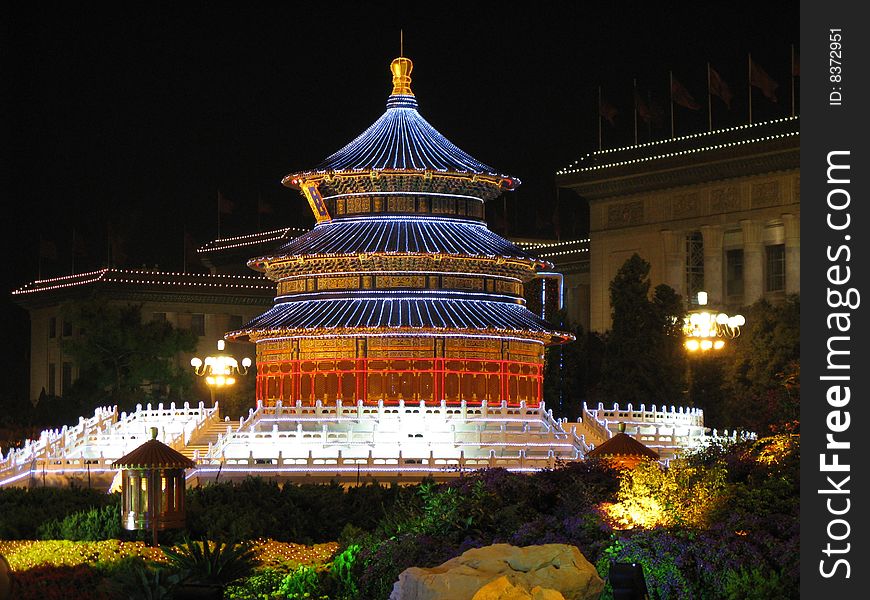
[556,116,799,332]
[12,268,273,403]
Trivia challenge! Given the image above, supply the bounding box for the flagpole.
[633,78,638,145]
[182,229,187,273]
[597,86,602,151]
[217,190,221,238]
[38,235,43,280]
[71,229,76,274]
[669,71,675,139]
[790,44,795,117]
[748,54,753,125]
[707,63,713,132]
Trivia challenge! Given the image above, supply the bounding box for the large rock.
[390,543,603,600]
[470,576,567,600]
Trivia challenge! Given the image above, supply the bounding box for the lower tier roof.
[229,298,573,344]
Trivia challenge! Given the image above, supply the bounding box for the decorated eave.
[556,116,800,199]
[247,218,551,271]
[282,57,519,201]
[197,226,308,255]
[227,297,574,345]
[112,438,196,470]
[586,432,661,461]
[515,238,590,265]
[11,268,275,305]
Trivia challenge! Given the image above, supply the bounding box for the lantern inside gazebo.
[112,427,196,545]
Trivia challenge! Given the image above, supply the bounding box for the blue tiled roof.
[263,217,538,261]
[236,298,563,339]
[306,95,515,179]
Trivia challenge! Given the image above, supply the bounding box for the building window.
[191,313,205,337]
[766,244,786,292]
[152,312,167,322]
[685,230,704,305]
[725,249,744,298]
[62,319,73,337]
[228,314,244,331]
[48,317,57,339]
[62,362,73,393]
[48,363,56,396]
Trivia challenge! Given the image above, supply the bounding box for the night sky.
[1,1,798,397]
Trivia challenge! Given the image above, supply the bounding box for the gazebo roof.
[586,432,660,461]
[112,437,196,469]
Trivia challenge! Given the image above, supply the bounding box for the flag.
[750,58,779,102]
[218,190,235,214]
[39,238,57,260]
[72,230,88,256]
[599,99,618,126]
[634,90,651,123]
[648,96,666,127]
[107,223,127,266]
[671,77,700,110]
[183,231,200,270]
[709,66,733,109]
[257,196,274,214]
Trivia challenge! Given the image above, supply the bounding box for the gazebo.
[112,427,196,545]
[586,423,660,469]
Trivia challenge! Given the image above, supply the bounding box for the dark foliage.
[598,254,685,405]
[0,487,119,540]
[543,310,605,419]
[163,538,259,586]
[356,461,620,599]
[185,478,400,543]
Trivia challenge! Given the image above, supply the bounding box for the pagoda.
[228,55,573,409]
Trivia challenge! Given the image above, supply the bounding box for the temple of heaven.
[228,55,574,410]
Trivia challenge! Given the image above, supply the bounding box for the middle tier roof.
[251,217,543,266]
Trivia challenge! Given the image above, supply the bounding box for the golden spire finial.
[390,31,413,96]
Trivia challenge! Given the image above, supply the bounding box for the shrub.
[0,487,119,540]
[225,568,286,600]
[37,504,122,541]
[11,564,111,600]
[278,564,321,598]
[163,538,259,587]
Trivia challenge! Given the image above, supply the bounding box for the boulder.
[469,577,567,600]
[390,543,603,600]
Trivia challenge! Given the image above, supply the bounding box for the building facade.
[556,117,799,332]
[12,268,274,403]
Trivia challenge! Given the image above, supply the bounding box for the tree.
[716,295,800,433]
[598,254,685,405]
[60,299,198,411]
[542,310,605,420]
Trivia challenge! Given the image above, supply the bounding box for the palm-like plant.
[162,538,259,587]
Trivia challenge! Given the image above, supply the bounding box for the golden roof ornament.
[390,56,413,96]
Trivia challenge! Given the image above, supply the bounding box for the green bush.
[37,504,122,541]
[225,568,286,600]
[278,565,321,598]
[163,538,259,587]
[0,487,119,540]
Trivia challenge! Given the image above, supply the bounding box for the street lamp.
[190,340,252,405]
[682,291,745,352]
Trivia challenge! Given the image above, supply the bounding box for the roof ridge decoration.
[283,56,519,203]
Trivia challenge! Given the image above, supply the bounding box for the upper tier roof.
[283,57,519,199]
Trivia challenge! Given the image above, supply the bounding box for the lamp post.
[190,340,252,406]
[682,291,745,352]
